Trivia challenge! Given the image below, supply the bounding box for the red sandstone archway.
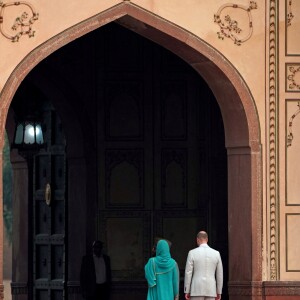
[0,2,262,299]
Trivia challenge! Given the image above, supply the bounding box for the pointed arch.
[0,2,262,299]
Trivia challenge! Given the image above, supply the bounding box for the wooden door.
[95,23,227,299]
[33,105,66,300]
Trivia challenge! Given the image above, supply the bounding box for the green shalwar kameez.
[145,240,179,300]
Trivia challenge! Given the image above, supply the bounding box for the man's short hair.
[197,231,208,240]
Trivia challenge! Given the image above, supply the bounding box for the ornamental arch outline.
[0,1,262,297]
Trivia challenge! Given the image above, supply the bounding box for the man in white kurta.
[184,231,223,300]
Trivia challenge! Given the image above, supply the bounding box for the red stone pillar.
[227,145,263,300]
[0,147,4,299]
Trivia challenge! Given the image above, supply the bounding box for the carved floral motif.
[287,0,294,26]
[214,1,257,45]
[0,1,38,42]
[287,101,300,148]
[287,65,300,90]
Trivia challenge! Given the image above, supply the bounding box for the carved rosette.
[214,1,258,45]
[287,65,300,91]
[0,1,39,42]
[287,102,300,148]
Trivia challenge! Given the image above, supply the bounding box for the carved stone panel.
[160,82,187,140]
[105,149,144,207]
[154,210,207,270]
[286,0,300,55]
[286,214,300,271]
[105,82,143,140]
[286,100,300,205]
[98,211,151,279]
[161,149,187,208]
[286,64,300,92]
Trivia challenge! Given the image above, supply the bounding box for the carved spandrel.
[0,1,39,42]
[214,1,258,46]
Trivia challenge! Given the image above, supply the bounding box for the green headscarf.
[145,240,176,287]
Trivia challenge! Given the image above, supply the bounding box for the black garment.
[80,254,111,299]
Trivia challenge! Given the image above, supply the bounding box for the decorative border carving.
[287,0,294,26]
[0,1,38,42]
[287,64,300,91]
[214,1,258,45]
[269,0,278,281]
[287,101,300,147]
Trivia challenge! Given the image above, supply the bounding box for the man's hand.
[215,294,221,300]
[185,293,190,300]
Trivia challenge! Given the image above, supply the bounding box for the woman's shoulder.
[145,257,155,266]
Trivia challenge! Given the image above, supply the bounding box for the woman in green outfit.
[145,239,179,300]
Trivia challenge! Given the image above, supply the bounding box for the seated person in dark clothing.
[80,240,111,300]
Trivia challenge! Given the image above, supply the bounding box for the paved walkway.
[3,280,11,300]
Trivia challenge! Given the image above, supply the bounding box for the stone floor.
[3,280,11,300]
